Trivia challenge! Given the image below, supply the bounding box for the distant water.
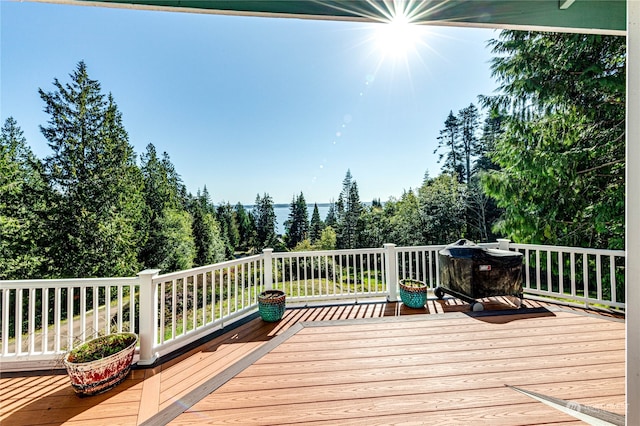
[246,204,331,235]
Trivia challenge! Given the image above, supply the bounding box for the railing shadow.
[0,368,143,426]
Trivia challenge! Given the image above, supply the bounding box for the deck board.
[0,299,625,425]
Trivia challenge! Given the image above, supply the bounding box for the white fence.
[0,241,626,370]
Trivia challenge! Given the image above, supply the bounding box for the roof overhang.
[34,0,626,35]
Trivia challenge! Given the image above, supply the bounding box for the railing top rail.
[0,276,139,290]
[155,254,263,281]
[509,243,625,257]
[271,247,385,258]
[395,244,447,251]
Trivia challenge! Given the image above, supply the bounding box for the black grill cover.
[438,239,523,299]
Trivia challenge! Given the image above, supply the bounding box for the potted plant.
[63,332,138,396]
[399,279,428,308]
[258,289,286,322]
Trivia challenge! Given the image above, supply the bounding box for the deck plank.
[0,301,625,426]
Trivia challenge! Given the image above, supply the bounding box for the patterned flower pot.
[258,290,286,322]
[399,279,428,308]
[63,332,138,396]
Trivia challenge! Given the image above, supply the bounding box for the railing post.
[137,269,161,366]
[497,238,511,251]
[262,248,274,291]
[384,243,398,302]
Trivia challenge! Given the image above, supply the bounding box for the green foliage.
[284,192,309,249]
[317,226,337,250]
[0,118,49,279]
[309,203,324,244]
[482,31,625,249]
[190,188,226,266]
[234,202,257,252]
[67,333,136,364]
[357,203,389,248]
[139,143,196,271]
[386,190,422,246]
[155,208,196,272]
[253,193,278,250]
[418,174,467,245]
[216,202,241,258]
[335,170,363,249]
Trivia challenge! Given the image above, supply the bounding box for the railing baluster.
[583,253,589,307]
[55,287,61,352]
[160,281,166,344]
[570,252,576,297]
[610,255,617,303]
[596,254,603,302]
[28,288,35,355]
[42,288,49,353]
[558,251,564,295]
[172,279,177,340]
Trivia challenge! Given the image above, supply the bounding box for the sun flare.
[373,9,420,59]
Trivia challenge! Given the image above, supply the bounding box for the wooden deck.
[0,298,626,425]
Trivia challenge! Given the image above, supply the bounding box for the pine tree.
[234,202,256,252]
[284,192,309,249]
[434,111,463,181]
[140,143,194,271]
[458,103,481,184]
[481,31,625,248]
[39,62,145,277]
[335,170,363,249]
[190,187,225,266]
[0,117,49,279]
[309,203,324,244]
[324,200,337,228]
[252,193,277,250]
[216,202,240,258]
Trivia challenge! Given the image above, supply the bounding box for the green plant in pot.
[63,332,138,396]
[399,279,428,308]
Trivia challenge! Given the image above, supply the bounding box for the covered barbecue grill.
[435,239,524,311]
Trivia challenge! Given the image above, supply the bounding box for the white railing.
[269,247,387,302]
[0,240,626,370]
[144,254,264,363]
[0,277,139,368]
[509,243,626,310]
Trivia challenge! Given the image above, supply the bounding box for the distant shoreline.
[242,203,334,209]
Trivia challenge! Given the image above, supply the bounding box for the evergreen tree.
[458,103,481,184]
[284,192,309,249]
[252,193,277,250]
[481,31,625,249]
[309,203,324,244]
[387,191,422,246]
[234,202,256,253]
[216,202,240,258]
[434,111,463,181]
[324,200,337,228]
[335,170,363,249]
[358,202,388,248]
[39,62,145,277]
[418,174,467,245]
[0,117,49,279]
[140,143,194,271]
[189,187,225,266]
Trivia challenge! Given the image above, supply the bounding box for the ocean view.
[246,204,331,235]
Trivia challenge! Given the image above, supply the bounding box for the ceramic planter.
[258,290,286,322]
[63,332,138,396]
[399,279,428,308]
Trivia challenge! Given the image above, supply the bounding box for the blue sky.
[1,1,498,205]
